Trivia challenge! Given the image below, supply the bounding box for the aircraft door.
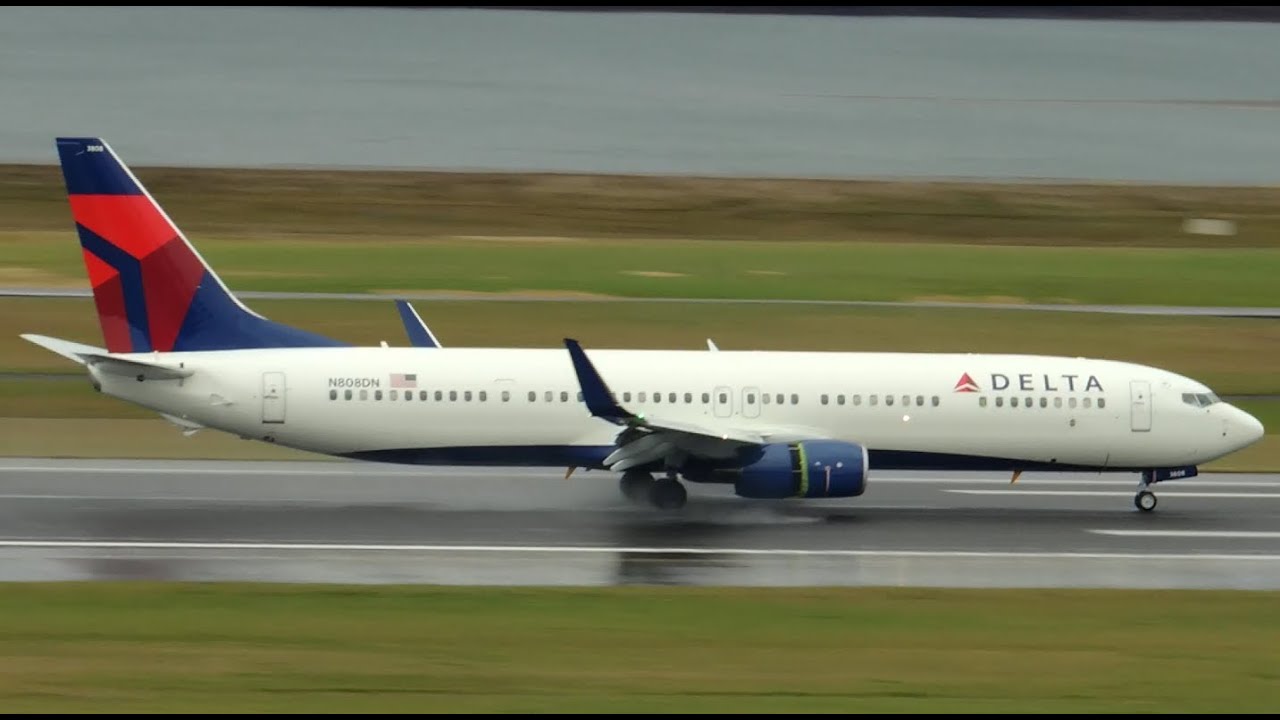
[742,386,761,419]
[1130,380,1151,432]
[262,371,286,424]
[713,385,733,418]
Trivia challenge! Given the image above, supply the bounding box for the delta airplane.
[22,137,1265,513]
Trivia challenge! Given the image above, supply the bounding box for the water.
[1,7,1278,182]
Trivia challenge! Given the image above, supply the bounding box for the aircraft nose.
[1232,406,1265,447]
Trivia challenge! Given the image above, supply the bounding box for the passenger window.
[979,397,988,407]
[776,393,784,405]
[577,392,583,402]
[1025,397,1032,408]
[762,394,771,405]
[360,389,368,401]
[375,390,383,401]
[1011,397,1018,408]
[639,392,647,403]
[1083,397,1091,408]
[702,392,709,404]
[837,394,845,405]
[747,393,755,405]
[501,390,509,402]
[719,393,727,404]
[624,392,632,402]
[434,390,442,401]
[791,394,799,405]
[1039,397,1047,408]
[916,395,924,407]
[668,393,676,403]
[821,394,829,405]
[854,395,862,406]
[685,392,693,404]
[1054,397,1062,408]
[561,391,569,402]
[344,389,352,401]
[329,389,337,400]
[545,391,553,402]
[528,391,536,402]
[450,390,457,401]
[1069,398,1077,408]
[655,393,662,404]
[1098,398,1106,409]
[480,391,487,402]
[420,390,427,401]
[870,395,878,406]
[404,391,411,402]
[995,397,1004,407]
[931,396,939,407]
[886,395,895,406]
[390,390,398,401]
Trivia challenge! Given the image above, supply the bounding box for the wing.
[564,339,776,472]
[22,333,193,380]
[394,300,443,348]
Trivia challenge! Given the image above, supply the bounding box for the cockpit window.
[1182,392,1221,408]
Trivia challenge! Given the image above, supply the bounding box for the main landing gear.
[619,470,687,510]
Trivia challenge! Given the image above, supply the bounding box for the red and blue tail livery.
[55,137,345,353]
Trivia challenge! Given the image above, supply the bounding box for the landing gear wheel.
[648,479,688,510]
[1135,490,1157,513]
[619,471,654,503]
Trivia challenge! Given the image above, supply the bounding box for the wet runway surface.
[2,458,1278,588]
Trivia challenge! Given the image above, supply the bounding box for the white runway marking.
[0,539,1278,561]
[1089,529,1280,539]
[948,490,1280,499]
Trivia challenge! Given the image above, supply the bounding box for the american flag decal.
[390,373,417,389]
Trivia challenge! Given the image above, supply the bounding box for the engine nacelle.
[733,440,869,499]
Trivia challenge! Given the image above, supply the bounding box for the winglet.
[395,300,442,348]
[564,338,633,425]
[706,338,719,351]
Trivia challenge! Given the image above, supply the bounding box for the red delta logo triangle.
[954,372,980,393]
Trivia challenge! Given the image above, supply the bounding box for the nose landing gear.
[1134,467,1198,512]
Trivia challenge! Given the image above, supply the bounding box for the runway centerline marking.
[0,540,1278,561]
[948,490,1280,499]
[1089,529,1280,539]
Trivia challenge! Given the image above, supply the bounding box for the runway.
[2,458,1278,589]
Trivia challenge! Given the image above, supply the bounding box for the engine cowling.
[733,440,869,499]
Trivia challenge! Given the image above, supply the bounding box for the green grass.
[6,163,1280,247]
[6,297,1278,395]
[7,230,1280,306]
[0,584,1275,713]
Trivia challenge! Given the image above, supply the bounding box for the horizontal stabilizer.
[79,352,194,380]
[23,333,192,380]
[19,333,102,365]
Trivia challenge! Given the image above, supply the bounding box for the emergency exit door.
[262,372,286,424]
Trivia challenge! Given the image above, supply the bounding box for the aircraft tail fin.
[53,137,346,353]
[395,299,442,348]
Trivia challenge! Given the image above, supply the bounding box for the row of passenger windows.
[325,389,943,407]
[325,388,1105,410]
[980,396,1106,409]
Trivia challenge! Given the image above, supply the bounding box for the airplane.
[21,137,1265,513]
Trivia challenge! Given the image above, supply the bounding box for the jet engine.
[730,440,869,499]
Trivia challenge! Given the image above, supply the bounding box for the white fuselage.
[87,346,1263,475]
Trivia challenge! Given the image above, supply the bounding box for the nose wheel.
[1134,470,1159,513]
[1134,490,1157,512]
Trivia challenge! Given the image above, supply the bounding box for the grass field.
[7,230,1280,307]
[0,584,1275,713]
[5,164,1280,248]
[4,163,1280,306]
